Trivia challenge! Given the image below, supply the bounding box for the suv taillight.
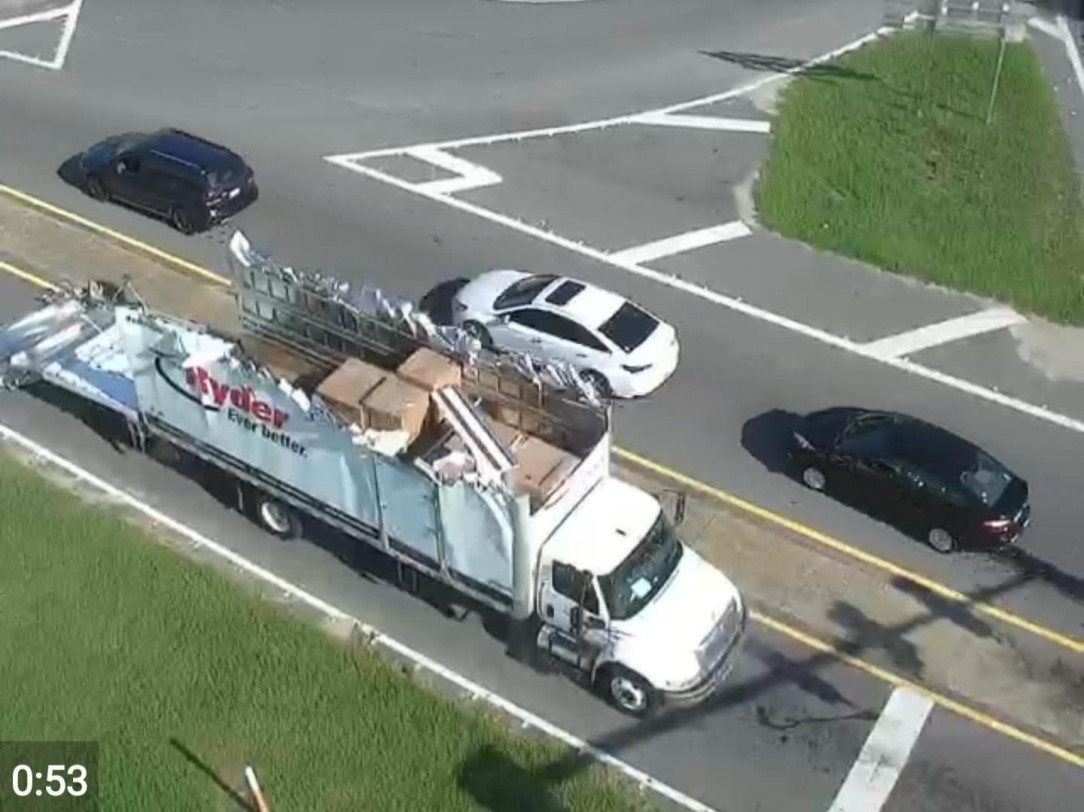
[983,517,1013,533]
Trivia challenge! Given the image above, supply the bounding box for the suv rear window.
[494,274,557,310]
[206,165,243,187]
[599,302,658,353]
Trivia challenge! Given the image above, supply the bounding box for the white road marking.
[1056,14,1084,97]
[0,0,83,70]
[629,111,771,134]
[325,152,1084,437]
[0,418,717,812]
[405,145,503,195]
[325,29,887,162]
[862,307,1026,360]
[0,4,68,31]
[609,221,753,265]
[827,687,934,812]
[1027,16,1063,40]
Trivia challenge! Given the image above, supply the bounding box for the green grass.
[0,453,647,812]
[755,31,1084,324]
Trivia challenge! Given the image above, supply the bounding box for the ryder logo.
[155,358,307,457]
[183,366,289,429]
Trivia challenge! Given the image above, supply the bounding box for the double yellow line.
[1,180,1081,769]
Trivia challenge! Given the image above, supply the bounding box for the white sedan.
[451,270,679,399]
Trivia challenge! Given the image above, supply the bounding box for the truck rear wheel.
[254,494,301,540]
[598,665,659,718]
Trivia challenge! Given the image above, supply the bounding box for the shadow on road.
[740,408,800,475]
[418,277,470,326]
[56,153,84,189]
[699,49,878,83]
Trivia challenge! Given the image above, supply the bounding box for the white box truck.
[0,232,747,717]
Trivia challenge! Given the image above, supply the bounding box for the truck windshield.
[598,514,683,621]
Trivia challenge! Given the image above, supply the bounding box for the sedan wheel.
[802,466,827,491]
[927,527,956,554]
[462,320,493,350]
[581,370,613,400]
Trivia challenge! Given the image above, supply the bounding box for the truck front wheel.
[598,665,659,718]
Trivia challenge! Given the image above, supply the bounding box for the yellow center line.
[0,259,59,291]
[615,446,1084,655]
[0,245,1081,770]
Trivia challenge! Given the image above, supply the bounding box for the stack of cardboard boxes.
[315,347,580,507]
[315,347,463,448]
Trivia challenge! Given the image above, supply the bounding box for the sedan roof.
[541,277,626,329]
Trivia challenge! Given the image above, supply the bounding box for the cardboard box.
[397,347,462,392]
[514,435,578,507]
[242,338,318,386]
[316,358,388,427]
[362,376,431,442]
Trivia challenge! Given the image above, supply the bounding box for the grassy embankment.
[756,30,1084,324]
[0,452,646,811]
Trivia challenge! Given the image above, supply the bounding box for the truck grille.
[698,603,740,669]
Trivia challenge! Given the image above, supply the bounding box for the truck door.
[538,561,607,669]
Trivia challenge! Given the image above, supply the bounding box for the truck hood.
[612,547,741,651]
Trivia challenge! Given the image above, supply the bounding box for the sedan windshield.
[494,274,557,310]
[598,513,684,621]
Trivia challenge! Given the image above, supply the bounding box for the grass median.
[755,30,1084,324]
[0,451,646,811]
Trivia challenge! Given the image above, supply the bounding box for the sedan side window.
[562,321,609,352]
[508,308,559,336]
[838,417,893,458]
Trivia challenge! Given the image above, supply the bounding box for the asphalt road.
[0,273,1077,812]
[1,0,1083,807]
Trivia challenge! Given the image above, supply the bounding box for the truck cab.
[535,477,747,716]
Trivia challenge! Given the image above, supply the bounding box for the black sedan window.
[837,416,895,457]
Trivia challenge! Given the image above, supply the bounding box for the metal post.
[986,31,1007,125]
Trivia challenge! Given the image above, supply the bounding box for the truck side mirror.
[660,489,688,527]
[569,606,581,633]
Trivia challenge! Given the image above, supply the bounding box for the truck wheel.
[598,665,659,718]
[254,494,301,540]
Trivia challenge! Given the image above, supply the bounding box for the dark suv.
[77,129,258,234]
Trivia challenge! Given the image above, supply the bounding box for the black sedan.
[789,407,1030,553]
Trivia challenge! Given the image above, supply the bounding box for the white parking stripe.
[609,221,752,265]
[630,111,771,133]
[406,146,503,195]
[827,687,934,812]
[0,0,83,71]
[862,307,1026,360]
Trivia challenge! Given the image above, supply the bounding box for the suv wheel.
[85,175,108,201]
[170,207,197,235]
